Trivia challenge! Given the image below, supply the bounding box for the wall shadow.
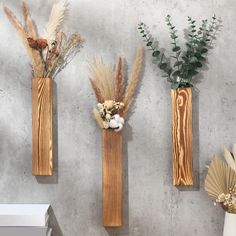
[36,80,59,184]
[48,206,63,236]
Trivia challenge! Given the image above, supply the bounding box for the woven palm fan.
[205,156,236,199]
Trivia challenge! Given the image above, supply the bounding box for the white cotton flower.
[115,123,123,132]
[109,119,119,129]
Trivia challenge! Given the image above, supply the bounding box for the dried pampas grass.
[4,1,84,79]
[4,6,44,77]
[44,0,68,48]
[89,48,143,128]
[88,58,116,101]
[122,48,143,116]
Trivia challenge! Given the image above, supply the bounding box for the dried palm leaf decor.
[205,154,236,214]
[88,48,143,227]
[4,1,84,176]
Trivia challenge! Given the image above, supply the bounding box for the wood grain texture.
[171,88,193,186]
[32,77,53,176]
[102,129,122,227]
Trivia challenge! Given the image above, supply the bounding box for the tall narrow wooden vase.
[171,87,193,186]
[102,129,122,227]
[32,77,53,176]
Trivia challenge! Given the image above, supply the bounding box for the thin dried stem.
[115,57,124,102]
[122,47,143,116]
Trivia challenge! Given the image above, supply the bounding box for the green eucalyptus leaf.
[200,41,207,46]
[152,51,160,57]
[195,61,202,67]
[171,82,180,89]
[146,41,152,46]
[172,70,181,76]
[159,63,167,70]
[201,48,208,53]
[174,61,183,67]
[172,46,181,52]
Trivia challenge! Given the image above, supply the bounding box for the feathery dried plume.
[4,5,44,77]
[4,1,83,79]
[122,47,143,116]
[21,1,37,38]
[93,109,105,129]
[44,0,68,48]
[115,57,124,102]
[88,58,116,101]
[89,78,104,103]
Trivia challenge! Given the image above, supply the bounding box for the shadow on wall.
[48,207,63,236]
[36,81,59,184]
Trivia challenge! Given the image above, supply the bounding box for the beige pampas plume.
[122,47,143,116]
[88,58,116,101]
[21,1,37,38]
[44,0,68,47]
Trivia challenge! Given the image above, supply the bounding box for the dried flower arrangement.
[205,146,236,214]
[138,15,220,89]
[4,0,84,79]
[88,48,143,132]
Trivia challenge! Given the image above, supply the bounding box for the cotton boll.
[115,123,123,132]
[109,119,119,129]
[113,114,120,121]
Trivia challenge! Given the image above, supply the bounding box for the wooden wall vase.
[171,88,193,186]
[32,77,53,176]
[102,129,122,227]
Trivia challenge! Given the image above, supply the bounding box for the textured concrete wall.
[0,0,235,235]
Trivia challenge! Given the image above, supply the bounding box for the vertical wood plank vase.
[102,129,122,227]
[223,212,236,236]
[171,87,193,186]
[32,77,53,176]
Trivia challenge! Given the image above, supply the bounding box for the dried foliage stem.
[4,6,44,77]
[115,57,124,102]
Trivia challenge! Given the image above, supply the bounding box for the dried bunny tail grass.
[93,108,104,128]
[44,0,68,47]
[88,58,115,100]
[115,57,124,102]
[21,1,37,38]
[89,78,104,103]
[122,47,143,116]
[4,6,44,78]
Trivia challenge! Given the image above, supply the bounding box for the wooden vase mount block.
[32,77,53,176]
[102,129,122,227]
[171,88,193,186]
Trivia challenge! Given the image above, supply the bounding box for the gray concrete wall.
[0,0,235,235]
